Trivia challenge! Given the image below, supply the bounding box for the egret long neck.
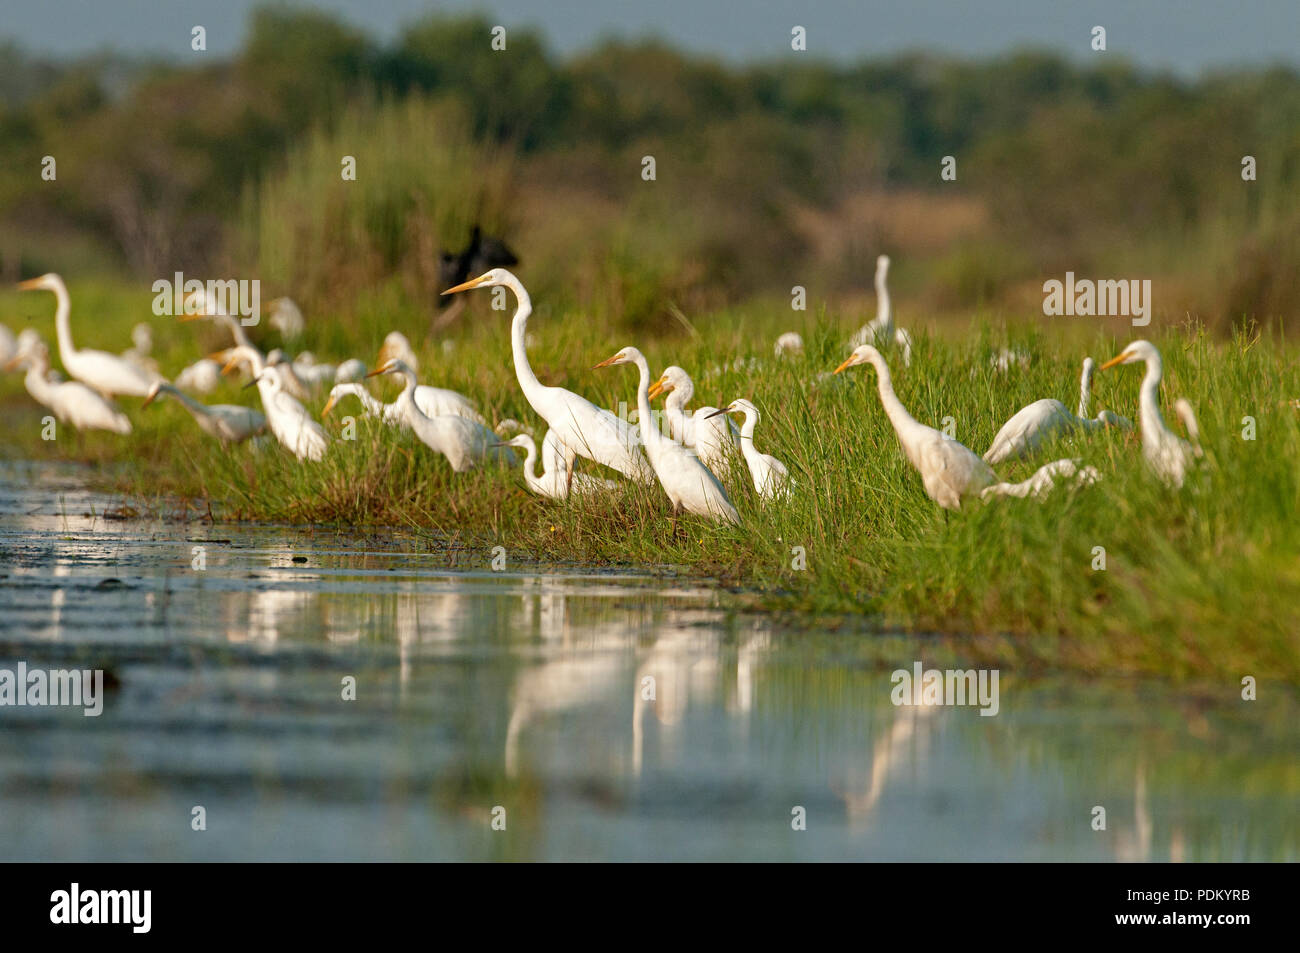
[163,383,212,419]
[1138,355,1168,449]
[633,354,659,461]
[52,280,77,369]
[738,409,761,466]
[1077,362,1093,419]
[870,355,923,440]
[875,266,891,330]
[25,364,54,404]
[518,438,542,491]
[507,280,544,400]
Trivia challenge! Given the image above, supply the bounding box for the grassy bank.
[2,279,1297,681]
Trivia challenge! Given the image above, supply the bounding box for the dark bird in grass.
[434,226,519,330]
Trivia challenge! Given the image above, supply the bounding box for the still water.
[0,463,1294,861]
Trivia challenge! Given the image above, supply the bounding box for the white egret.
[18,274,156,398]
[443,269,651,482]
[647,365,738,472]
[174,357,222,393]
[774,332,804,357]
[705,398,791,499]
[981,458,1101,501]
[269,297,305,339]
[5,338,131,434]
[595,346,739,524]
[835,344,994,510]
[370,338,485,424]
[334,358,368,383]
[503,431,619,499]
[365,359,514,472]
[321,383,399,425]
[983,357,1133,464]
[219,346,328,461]
[179,300,258,352]
[1100,339,1203,488]
[142,380,266,443]
[849,255,912,366]
[378,331,419,373]
[0,324,17,367]
[120,323,162,379]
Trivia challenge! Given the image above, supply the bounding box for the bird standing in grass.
[596,346,739,524]
[19,273,156,398]
[850,255,913,366]
[983,356,1132,464]
[706,399,791,500]
[1101,340,1203,488]
[6,337,132,434]
[142,380,266,444]
[648,365,737,473]
[365,358,514,472]
[835,344,992,509]
[443,269,650,483]
[503,431,620,499]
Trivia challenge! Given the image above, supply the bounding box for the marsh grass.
[2,279,1297,681]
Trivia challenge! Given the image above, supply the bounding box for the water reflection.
[0,463,1295,861]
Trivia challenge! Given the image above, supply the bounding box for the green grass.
[3,278,1297,682]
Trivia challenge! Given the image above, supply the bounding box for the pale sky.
[4,0,1299,76]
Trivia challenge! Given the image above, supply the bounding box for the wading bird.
[443,269,650,483]
[18,274,156,398]
[850,255,912,366]
[502,431,619,499]
[774,332,804,357]
[648,365,737,473]
[706,399,791,499]
[1100,339,1203,488]
[220,346,328,461]
[983,357,1132,464]
[5,338,131,434]
[268,297,304,340]
[373,336,485,424]
[980,458,1101,501]
[595,346,739,524]
[142,380,266,444]
[835,344,993,509]
[365,359,514,472]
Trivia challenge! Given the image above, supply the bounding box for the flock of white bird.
[2,260,1205,526]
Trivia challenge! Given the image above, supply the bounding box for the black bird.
[437,225,518,302]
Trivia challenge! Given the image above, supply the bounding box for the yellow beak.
[142,390,158,409]
[592,354,622,369]
[647,377,668,400]
[833,356,857,375]
[1099,352,1129,371]
[364,366,388,379]
[16,278,44,291]
[321,395,337,417]
[441,274,492,296]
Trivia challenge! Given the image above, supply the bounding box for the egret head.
[1100,339,1157,371]
[648,365,691,400]
[876,254,890,274]
[16,273,63,295]
[376,331,419,371]
[365,357,412,380]
[833,344,882,375]
[442,267,516,296]
[706,398,759,422]
[592,346,641,370]
[141,380,167,408]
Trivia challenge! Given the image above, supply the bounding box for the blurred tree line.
[2,7,1298,330]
